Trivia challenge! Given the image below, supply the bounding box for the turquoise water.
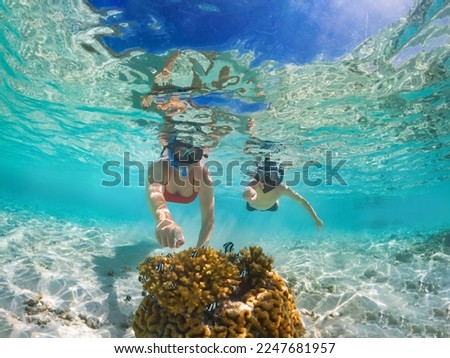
[0,0,449,337]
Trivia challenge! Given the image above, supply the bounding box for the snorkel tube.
[167,145,188,177]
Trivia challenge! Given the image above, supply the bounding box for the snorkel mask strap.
[278,164,284,183]
[257,159,285,193]
[160,140,188,177]
[160,137,177,159]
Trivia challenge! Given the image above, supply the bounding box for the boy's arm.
[282,186,324,230]
[197,166,215,248]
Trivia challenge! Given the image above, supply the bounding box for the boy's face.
[266,170,279,181]
[259,169,281,193]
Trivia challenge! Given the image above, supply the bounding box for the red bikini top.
[163,189,198,204]
[163,167,199,204]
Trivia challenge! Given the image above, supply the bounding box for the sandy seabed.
[0,205,449,338]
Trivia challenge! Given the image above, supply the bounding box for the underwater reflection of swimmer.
[147,138,214,249]
[140,50,232,110]
[137,49,269,156]
[141,95,188,116]
[243,157,324,230]
[211,65,240,90]
[139,49,268,114]
[151,49,216,94]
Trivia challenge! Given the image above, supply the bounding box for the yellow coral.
[138,247,239,316]
[133,246,305,338]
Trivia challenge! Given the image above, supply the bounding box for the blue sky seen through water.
[88,0,416,64]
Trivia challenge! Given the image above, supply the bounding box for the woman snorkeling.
[147,138,214,248]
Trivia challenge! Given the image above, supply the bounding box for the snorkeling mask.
[254,158,284,193]
[160,139,207,177]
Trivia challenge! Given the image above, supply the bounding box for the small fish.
[191,250,198,258]
[125,295,132,302]
[223,242,234,253]
[150,295,158,303]
[205,301,218,312]
[167,282,176,290]
[266,102,272,110]
[139,304,147,312]
[168,265,175,271]
[166,253,173,258]
[138,275,148,283]
[239,269,248,278]
[155,262,164,272]
[145,257,152,264]
[228,252,240,263]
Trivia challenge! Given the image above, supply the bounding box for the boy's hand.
[243,187,257,202]
[314,218,324,231]
[155,219,185,248]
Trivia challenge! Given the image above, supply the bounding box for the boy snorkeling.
[243,157,324,230]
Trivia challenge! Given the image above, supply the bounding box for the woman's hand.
[155,218,185,248]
